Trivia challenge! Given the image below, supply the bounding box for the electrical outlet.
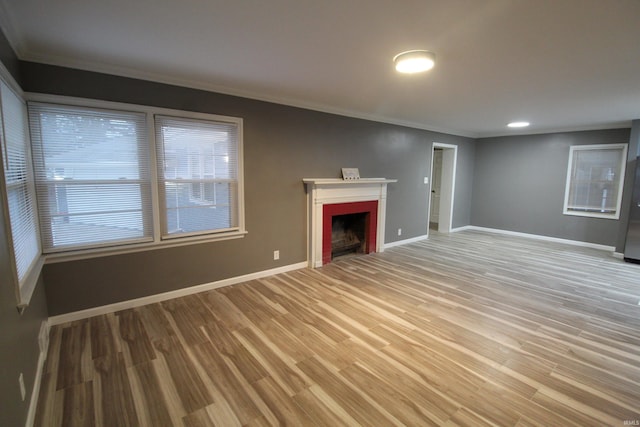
[273,250,280,260]
[424,177,429,184]
[19,373,26,401]
[398,228,402,236]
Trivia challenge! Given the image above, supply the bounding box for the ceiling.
[1,0,639,138]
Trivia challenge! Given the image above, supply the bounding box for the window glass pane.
[156,115,239,238]
[29,103,152,251]
[164,182,235,233]
[564,144,627,218]
[46,183,148,247]
[37,112,143,180]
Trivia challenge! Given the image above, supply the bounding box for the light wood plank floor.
[35,230,640,426]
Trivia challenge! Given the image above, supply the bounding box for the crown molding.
[19,49,478,139]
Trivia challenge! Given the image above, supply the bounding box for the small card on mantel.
[341,168,360,180]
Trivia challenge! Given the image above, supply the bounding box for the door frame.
[428,142,457,234]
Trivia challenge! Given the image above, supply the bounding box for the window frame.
[0,71,43,307]
[28,102,154,253]
[563,143,628,220]
[26,93,246,263]
[154,114,243,240]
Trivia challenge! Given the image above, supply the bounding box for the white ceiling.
[1,0,639,138]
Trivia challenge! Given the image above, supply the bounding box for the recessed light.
[393,50,436,74]
[507,121,530,128]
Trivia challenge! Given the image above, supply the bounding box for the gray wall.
[471,129,631,249]
[0,29,20,85]
[1,25,635,426]
[452,142,475,228]
[19,62,475,315]
[0,32,48,427]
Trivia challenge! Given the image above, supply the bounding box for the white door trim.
[428,142,457,234]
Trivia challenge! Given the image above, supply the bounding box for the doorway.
[429,143,457,234]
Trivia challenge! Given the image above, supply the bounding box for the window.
[0,80,41,305]
[563,143,628,219]
[29,103,152,252]
[155,115,242,239]
[24,97,245,258]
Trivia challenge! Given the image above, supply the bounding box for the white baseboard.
[450,225,472,233]
[384,234,429,249]
[48,261,307,325]
[467,226,616,252]
[26,320,50,427]
[378,225,616,254]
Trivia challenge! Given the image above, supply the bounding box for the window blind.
[28,103,153,251]
[0,81,40,285]
[155,115,239,238]
[565,144,627,217]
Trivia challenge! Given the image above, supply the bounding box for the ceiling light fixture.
[507,121,530,128]
[393,50,436,74]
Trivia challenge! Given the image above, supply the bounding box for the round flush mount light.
[393,50,436,74]
[507,121,530,128]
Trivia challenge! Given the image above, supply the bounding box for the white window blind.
[564,144,627,219]
[28,103,153,251]
[155,115,240,238]
[0,81,40,286]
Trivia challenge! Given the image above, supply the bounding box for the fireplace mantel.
[303,178,397,185]
[303,178,397,267]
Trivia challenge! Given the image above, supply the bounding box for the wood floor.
[35,230,640,426]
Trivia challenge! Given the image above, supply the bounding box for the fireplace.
[303,178,396,267]
[323,201,378,263]
[332,213,367,258]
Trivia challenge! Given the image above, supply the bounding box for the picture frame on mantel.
[341,168,360,180]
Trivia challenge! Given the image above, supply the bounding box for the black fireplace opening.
[331,212,367,260]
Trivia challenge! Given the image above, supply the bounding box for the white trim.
[24,92,247,263]
[563,143,628,220]
[17,256,45,307]
[48,261,307,325]
[25,320,49,427]
[45,231,247,264]
[303,178,396,268]
[19,51,475,138]
[613,252,624,259]
[0,64,44,308]
[17,52,633,140]
[147,111,162,244]
[467,226,616,252]
[384,234,428,249]
[1,24,632,139]
[428,143,457,235]
[450,225,472,233]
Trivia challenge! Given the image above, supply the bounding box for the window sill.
[44,229,248,264]
[563,210,620,220]
[16,255,46,311]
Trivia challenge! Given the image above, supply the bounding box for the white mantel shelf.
[303,178,397,185]
[303,178,397,268]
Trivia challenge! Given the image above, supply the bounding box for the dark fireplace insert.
[322,200,378,265]
[331,212,367,259]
